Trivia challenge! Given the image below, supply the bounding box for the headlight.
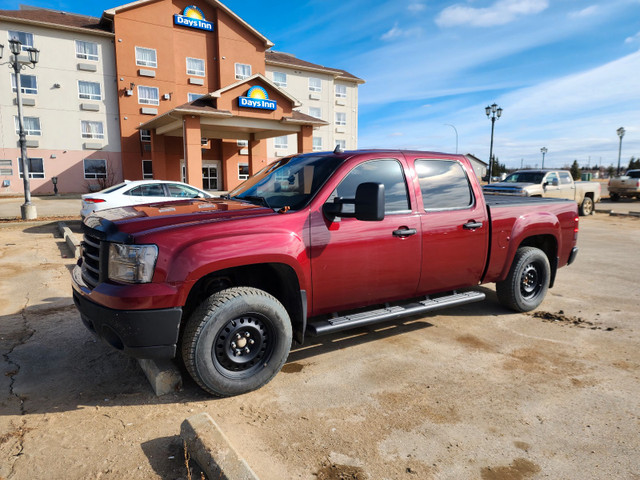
[108,243,158,283]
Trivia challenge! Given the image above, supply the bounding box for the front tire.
[579,196,594,216]
[610,192,620,202]
[496,247,551,312]
[181,287,292,397]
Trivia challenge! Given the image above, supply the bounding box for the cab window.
[415,159,473,210]
[559,172,573,185]
[545,172,559,185]
[332,159,410,214]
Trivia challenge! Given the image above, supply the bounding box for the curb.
[181,413,260,480]
[58,221,81,258]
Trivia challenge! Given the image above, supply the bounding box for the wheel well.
[584,192,594,200]
[518,234,558,287]
[182,263,304,341]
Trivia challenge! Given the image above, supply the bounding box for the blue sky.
[3,0,639,169]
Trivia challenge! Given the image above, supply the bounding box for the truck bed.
[484,195,573,208]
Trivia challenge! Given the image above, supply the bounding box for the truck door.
[413,158,489,293]
[310,158,421,314]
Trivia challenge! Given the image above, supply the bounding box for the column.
[183,116,203,189]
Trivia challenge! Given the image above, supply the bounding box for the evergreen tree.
[570,160,581,180]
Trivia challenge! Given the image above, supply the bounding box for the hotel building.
[0,1,363,195]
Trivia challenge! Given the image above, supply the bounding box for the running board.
[307,291,486,337]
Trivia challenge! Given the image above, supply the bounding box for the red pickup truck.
[72,150,579,396]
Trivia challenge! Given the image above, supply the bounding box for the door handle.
[393,228,417,237]
[463,221,483,230]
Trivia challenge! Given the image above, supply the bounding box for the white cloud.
[569,5,599,18]
[436,0,549,28]
[408,3,426,13]
[625,31,640,44]
[380,22,422,40]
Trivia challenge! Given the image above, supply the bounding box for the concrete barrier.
[181,412,260,480]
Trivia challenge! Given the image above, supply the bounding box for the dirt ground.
[1,215,639,480]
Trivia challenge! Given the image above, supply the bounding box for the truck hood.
[84,197,274,235]
[483,182,533,189]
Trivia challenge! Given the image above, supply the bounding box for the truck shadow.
[0,287,509,415]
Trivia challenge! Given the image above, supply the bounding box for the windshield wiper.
[235,195,273,210]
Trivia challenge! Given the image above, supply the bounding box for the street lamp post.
[485,103,502,183]
[444,124,458,154]
[0,39,40,220]
[540,147,548,169]
[616,127,625,175]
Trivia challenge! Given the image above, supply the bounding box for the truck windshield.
[227,154,343,211]
[503,172,545,184]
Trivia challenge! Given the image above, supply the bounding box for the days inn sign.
[174,6,213,32]
[238,86,277,111]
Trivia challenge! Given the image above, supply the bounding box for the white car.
[81,180,214,218]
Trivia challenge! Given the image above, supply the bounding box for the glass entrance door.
[202,164,218,190]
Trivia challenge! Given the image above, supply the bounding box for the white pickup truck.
[608,170,640,201]
[483,169,601,216]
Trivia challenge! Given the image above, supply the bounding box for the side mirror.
[354,182,385,221]
[323,182,385,222]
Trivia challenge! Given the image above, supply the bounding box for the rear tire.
[181,287,292,397]
[579,196,594,216]
[496,247,550,312]
[610,193,620,202]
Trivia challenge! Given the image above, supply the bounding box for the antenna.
[334,144,343,154]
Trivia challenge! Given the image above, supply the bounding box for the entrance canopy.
[137,74,327,190]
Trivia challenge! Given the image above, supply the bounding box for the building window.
[335,139,346,150]
[237,140,248,147]
[309,77,322,92]
[138,85,159,105]
[18,157,44,179]
[274,136,288,149]
[83,158,106,179]
[11,73,37,94]
[186,57,205,76]
[8,31,34,50]
[313,137,322,152]
[142,160,153,179]
[15,116,41,136]
[335,84,347,98]
[81,120,104,139]
[140,129,151,142]
[135,47,157,68]
[273,72,287,87]
[188,92,204,102]
[336,112,347,126]
[76,40,98,61]
[78,81,102,100]
[238,163,249,180]
[235,63,251,80]
[309,107,321,119]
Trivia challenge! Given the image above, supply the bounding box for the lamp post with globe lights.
[0,39,40,220]
[485,103,502,183]
[541,147,548,169]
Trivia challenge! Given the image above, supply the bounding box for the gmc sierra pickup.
[72,150,579,396]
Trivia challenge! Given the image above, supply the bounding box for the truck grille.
[81,232,103,289]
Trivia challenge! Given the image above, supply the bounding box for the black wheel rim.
[520,262,543,300]
[212,314,275,379]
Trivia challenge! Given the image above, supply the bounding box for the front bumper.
[72,266,182,359]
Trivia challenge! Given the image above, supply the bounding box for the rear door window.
[415,159,473,210]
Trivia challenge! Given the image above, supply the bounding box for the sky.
[2,0,639,169]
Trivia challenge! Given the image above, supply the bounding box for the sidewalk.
[0,195,82,220]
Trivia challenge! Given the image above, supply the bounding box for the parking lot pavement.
[0,195,82,220]
[1,215,639,479]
